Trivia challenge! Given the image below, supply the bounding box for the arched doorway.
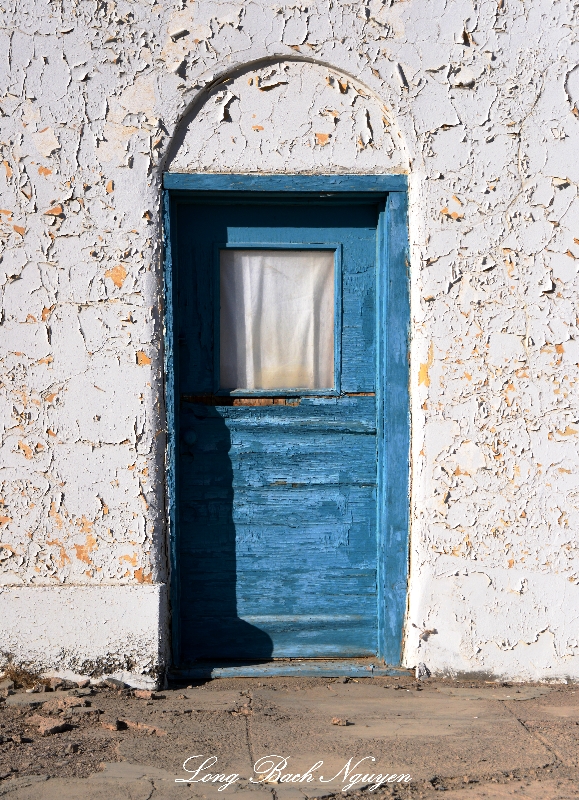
[164,60,410,678]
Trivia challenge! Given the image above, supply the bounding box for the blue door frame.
[163,173,410,676]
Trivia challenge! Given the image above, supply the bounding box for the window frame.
[214,242,343,397]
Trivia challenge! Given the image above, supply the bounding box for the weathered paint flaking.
[2,0,579,683]
[378,190,410,665]
[169,660,412,681]
[163,188,180,671]
[164,174,408,193]
[172,194,393,664]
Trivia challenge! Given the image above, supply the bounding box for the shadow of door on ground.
[178,403,274,669]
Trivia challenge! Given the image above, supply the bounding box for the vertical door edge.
[163,189,181,670]
[377,190,410,665]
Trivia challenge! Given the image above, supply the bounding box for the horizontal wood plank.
[169,661,412,679]
[165,173,408,192]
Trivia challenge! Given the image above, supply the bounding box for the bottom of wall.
[0,584,169,689]
[404,568,579,683]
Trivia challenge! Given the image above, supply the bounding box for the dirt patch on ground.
[0,687,121,780]
[0,676,578,798]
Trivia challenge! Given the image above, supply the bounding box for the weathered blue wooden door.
[167,177,409,669]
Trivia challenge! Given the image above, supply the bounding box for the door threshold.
[169,659,413,680]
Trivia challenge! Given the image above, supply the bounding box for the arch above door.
[165,58,408,176]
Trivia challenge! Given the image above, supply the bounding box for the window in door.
[219,249,335,391]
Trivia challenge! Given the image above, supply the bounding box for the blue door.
[167,177,409,668]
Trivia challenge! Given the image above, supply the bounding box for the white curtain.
[220,249,335,390]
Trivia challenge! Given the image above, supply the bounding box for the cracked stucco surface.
[167,60,407,172]
[1,0,579,680]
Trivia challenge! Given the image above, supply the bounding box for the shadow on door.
[178,403,274,671]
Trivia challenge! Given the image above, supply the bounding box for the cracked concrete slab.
[1,777,155,799]
[247,682,552,780]
[435,687,553,701]
[2,679,579,798]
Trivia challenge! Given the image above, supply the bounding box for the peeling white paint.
[167,61,407,174]
[1,0,579,683]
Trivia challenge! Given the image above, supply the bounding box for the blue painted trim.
[212,242,343,396]
[164,173,408,193]
[377,191,410,665]
[164,175,410,671]
[163,189,181,669]
[376,202,387,662]
[334,244,343,397]
[168,662,413,680]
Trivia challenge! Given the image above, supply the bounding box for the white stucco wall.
[0,584,167,687]
[1,0,579,683]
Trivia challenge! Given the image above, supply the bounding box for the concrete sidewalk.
[1,676,579,799]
